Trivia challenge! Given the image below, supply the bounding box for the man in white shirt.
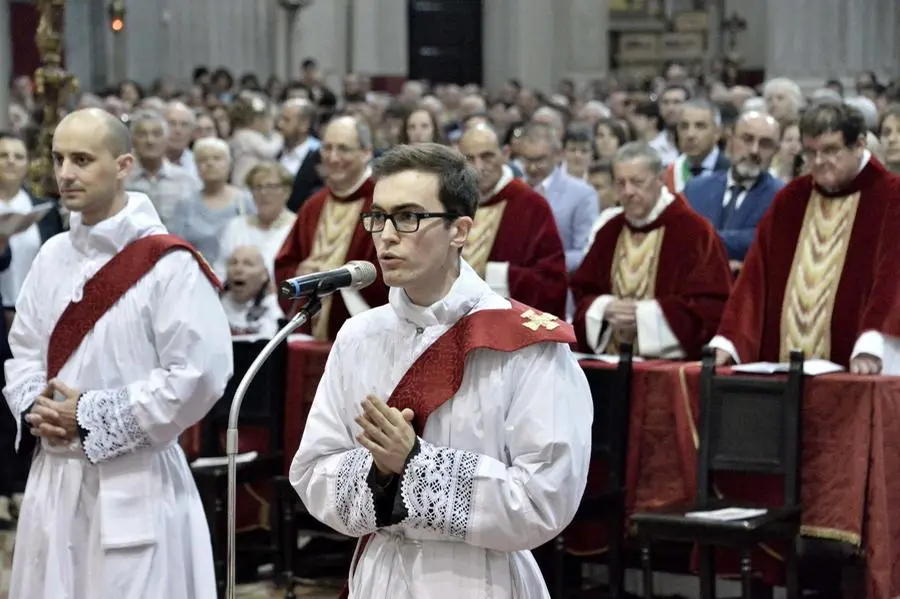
[291,142,592,598]
[4,107,232,598]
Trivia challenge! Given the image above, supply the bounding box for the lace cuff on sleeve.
[6,372,47,450]
[334,447,378,536]
[398,439,480,541]
[76,387,153,464]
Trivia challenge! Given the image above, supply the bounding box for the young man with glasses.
[290,142,592,598]
[711,103,900,374]
[274,114,388,340]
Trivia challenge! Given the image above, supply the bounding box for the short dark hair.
[0,130,25,145]
[659,84,691,103]
[563,123,594,145]
[372,143,479,220]
[799,103,867,146]
[588,159,613,177]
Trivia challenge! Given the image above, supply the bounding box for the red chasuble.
[570,195,732,359]
[466,178,568,319]
[273,178,388,341]
[716,158,900,367]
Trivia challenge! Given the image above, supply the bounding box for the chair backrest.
[205,338,289,452]
[584,343,634,492]
[697,347,804,508]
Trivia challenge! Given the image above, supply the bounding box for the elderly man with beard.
[683,111,783,265]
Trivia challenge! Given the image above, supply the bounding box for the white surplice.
[290,260,593,599]
[2,192,233,599]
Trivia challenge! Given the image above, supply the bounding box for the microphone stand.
[225,294,322,599]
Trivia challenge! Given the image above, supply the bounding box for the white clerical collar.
[857,149,871,175]
[389,259,490,328]
[332,166,372,198]
[69,191,166,255]
[625,186,675,228]
[485,165,514,200]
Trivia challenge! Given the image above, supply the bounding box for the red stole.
[479,179,568,319]
[47,234,220,379]
[340,300,576,597]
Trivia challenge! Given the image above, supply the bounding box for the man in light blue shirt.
[518,122,599,273]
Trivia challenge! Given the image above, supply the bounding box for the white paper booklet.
[731,359,844,377]
[190,451,259,469]
[685,507,768,521]
[0,203,53,237]
[573,352,645,363]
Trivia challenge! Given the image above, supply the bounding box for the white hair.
[763,78,806,110]
[844,96,879,131]
[581,100,611,120]
[808,88,843,106]
[742,97,767,113]
[681,99,722,127]
[192,136,231,159]
[165,100,196,122]
[129,109,169,138]
[866,131,885,161]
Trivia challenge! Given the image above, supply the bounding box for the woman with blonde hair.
[215,161,297,278]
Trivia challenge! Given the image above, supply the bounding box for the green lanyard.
[681,158,694,183]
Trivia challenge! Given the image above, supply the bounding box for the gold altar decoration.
[28,0,79,198]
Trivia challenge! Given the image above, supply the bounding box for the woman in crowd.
[398,106,446,145]
[879,104,900,174]
[593,117,629,161]
[216,161,296,278]
[229,93,284,186]
[220,244,284,339]
[772,120,802,181]
[169,137,254,266]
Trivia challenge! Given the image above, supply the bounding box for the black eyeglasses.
[360,210,458,233]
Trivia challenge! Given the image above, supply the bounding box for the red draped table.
[270,344,900,599]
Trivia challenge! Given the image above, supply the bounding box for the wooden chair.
[555,343,634,599]
[630,348,804,599]
[191,338,288,596]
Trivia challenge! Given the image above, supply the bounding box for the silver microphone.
[279,260,377,299]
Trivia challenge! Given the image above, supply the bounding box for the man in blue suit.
[684,111,783,264]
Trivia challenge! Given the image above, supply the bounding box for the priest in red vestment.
[711,103,900,374]
[274,114,388,341]
[571,142,732,359]
[456,124,567,318]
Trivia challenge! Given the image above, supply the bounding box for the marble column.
[765,0,899,91]
[561,0,610,85]
[292,0,349,90]
[351,0,407,76]
[483,0,555,92]
[0,0,10,129]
